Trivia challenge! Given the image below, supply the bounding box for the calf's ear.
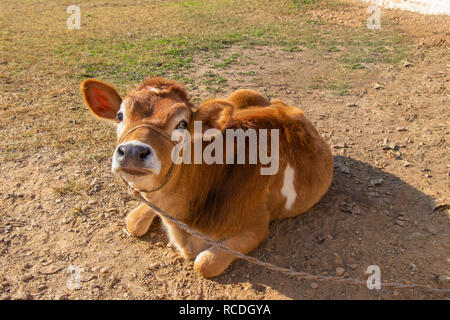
[194,100,234,130]
[80,79,122,121]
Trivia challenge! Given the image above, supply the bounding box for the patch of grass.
[0,0,415,166]
[200,71,228,94]
[283,46,303,52]
[213,52,240,68]
[327,81,351,96]
[237,70,257,76]
[202,72,228,85]
[290,0,318,8]
[205,86,223,93]
[327,45,340,52]
[337,31,407,69]
[52,180,89,197]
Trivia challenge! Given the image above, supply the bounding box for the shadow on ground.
[209,156,449,299]
[132,156,448,299]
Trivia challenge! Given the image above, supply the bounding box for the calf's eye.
[116,112,123,122]
[175,120,188,130]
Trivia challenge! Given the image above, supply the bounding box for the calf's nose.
[116,144,152,162]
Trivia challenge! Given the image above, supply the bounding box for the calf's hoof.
[126,210,155,237]
[194,249,232,278]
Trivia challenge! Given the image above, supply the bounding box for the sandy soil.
[0,4,448,300]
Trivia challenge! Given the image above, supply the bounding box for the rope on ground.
[136,194,450,295]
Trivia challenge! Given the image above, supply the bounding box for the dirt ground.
[0,2,449,300]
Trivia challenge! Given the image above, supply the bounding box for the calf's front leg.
[194,227,268,278]
[162,220,209,260]
[126,203,156,237]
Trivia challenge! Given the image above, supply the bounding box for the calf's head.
[81,77,194,191]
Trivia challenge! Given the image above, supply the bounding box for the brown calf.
[81,77,333,277]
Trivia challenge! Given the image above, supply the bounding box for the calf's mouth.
[119,167,153,177]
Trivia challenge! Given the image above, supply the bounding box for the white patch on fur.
[147,86,160,94]
[280,164,297,210]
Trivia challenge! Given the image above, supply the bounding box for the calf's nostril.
[139,147,151,160]
[117,146,125,157]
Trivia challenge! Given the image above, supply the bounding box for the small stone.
[396,127,407,132]
[409,263,419,272]
[14,292,32,300]
[339,201,353,213]
[336,267,345,276]
[55,199,62,204]
[148,262,161,269]
[437,275,448,283]
[403,60,413,68]
[335,162,350,174]
[310,282,318,289]
[396,219,407,227]
[346,102,358,107]
[333,142,347,149]
[382,138,398,150]
[100,267,109,274]
[88,200,97,205]
[368,178,383,187]
[373,83,384,90]
[90,284,103,290]
[409,232,426,240]
[316,235,326,244]
[39,266,62,275]
[20,274,34,282]
[108,276,120,289]
[41,259,54,266]
[37,284,47,291]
